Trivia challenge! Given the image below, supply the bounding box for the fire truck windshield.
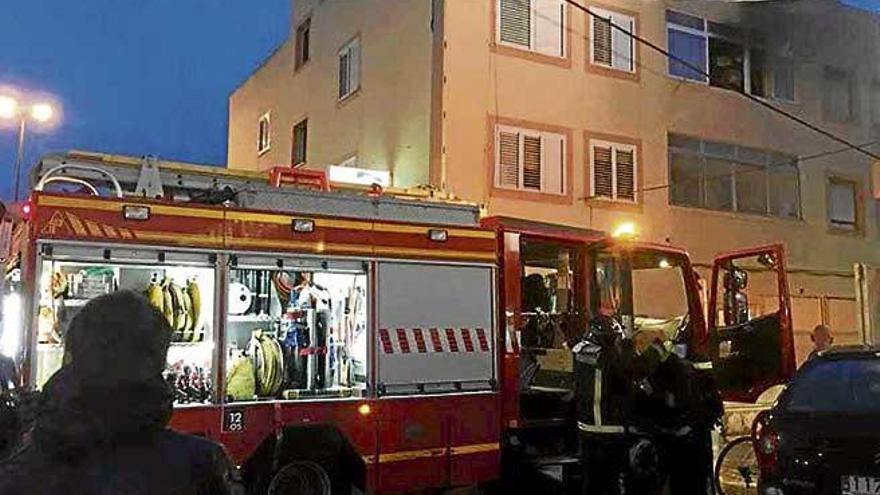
[593,248,690,344]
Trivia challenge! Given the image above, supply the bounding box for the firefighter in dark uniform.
[684,348,723,495]
[631,332,722,494]
[574,315,635,495]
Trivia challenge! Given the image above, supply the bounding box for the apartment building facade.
[228,0,880,360]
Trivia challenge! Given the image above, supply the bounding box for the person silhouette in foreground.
[0,290,242,495]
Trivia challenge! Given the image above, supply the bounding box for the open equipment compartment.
[224,254,368,403]
[32,243,217,405]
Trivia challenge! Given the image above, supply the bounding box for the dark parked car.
[755,346,880,495]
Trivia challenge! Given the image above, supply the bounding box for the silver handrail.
[41,177,100,196]
[34,164,124,198]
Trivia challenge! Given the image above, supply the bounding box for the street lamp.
[0,95,58,201]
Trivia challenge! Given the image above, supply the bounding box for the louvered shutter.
[500,0,531,47]
[593,15,612,66]
[593,146,613,198]
[522,135,542,190]
[616,148,635,201]
[611,14,634,71]
[498,131,520,188]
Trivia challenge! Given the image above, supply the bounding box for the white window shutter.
[499,0,531,47]
[541,133,564,194]
[592,15,612,66]
[615,148,635,201]
[350,41,361,92]
[593,146,613,198]
[611,14,634,71]
[533,0,564,57]
[498,130,521,188]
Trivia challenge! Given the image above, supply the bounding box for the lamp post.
[0,96,56,202]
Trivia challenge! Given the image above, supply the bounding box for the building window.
[828,178,859,232]
[589,7,635,72]
[338,38,361,101]
[589,140,636,202]
[667,11,708,82]
[772,59,795,101]
[495,124,565,195]
[258,112,271,155]
[295,18,311,70]
[824,68,855,123]
[497,0,566,58]
[668,134,800,219]
[666,10,769,96]
[292,119,308,166]
[870,81,880,128]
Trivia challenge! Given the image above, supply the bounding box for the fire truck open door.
[708,244,795,402]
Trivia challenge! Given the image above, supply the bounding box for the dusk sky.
[0,0,878,201]
[0,0,289,200]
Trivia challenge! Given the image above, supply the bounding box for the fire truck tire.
[242,425,366,495]
[268,461,331,495]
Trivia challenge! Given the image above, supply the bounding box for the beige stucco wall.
[440,0,880,283]
[228,0,878,337]
[228,0,435,187]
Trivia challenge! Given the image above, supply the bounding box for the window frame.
[291,118,308,167]
[823,67,856,124]
[667,134,802,220]
[495,0,569,60]
[258,112,271,156]
[589,138,638,203]
[295,17,311,71]
[588,6,636,74]
[666,10,709,84]
[871,80,880,128]
[666,9,771,97]
[827,176,862,234]
[771,57,796,103]
[493,123,567,197]
[338,37,361,102]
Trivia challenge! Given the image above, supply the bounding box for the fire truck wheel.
[268,460,332,495]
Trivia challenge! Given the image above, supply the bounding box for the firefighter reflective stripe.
[693,361,713,370]
[578,422,625,434]
[593,368,603,426]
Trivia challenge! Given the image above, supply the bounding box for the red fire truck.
[0,151,796,493]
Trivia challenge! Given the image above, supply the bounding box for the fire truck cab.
[0,152,795,493]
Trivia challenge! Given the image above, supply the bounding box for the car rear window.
[785,357,880,414]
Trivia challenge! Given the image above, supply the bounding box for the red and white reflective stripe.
[379,328,393,354]
[445,328,460,353]
[475,328,490,352]
[461,329,475,353]
[380,328,492,354]
[429,328,443,352]
[412,328,428,353]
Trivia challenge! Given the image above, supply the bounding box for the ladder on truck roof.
[29,151,481,227]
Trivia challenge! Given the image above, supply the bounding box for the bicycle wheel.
[714,436,759,495]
